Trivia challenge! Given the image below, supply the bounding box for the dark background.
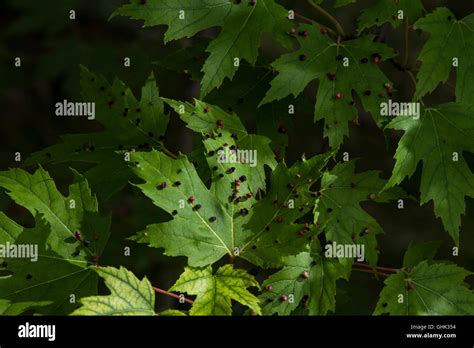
[0,0,473,314]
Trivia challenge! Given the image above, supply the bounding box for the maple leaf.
[170,265,260,315]
[0,167,110,315]
[384,103,474,245]
[259,241,352,316]
[261,24,396,148]
[314,161,405,267]
[72,266,155,316]
[357,0,424,32]
[111,0,292,96]
[163,98,277,194]
[374,261,474,315]
[413,7,474,104]
[26,66,169,201]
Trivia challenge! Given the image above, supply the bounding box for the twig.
[306,0,345,37]
[153,286,194,304]
[354,262,399,274]
[352,267,390,278]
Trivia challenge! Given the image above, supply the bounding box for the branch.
[153,286,194,304]
[352,267,390,278]
[306,0,345,37]
[354,262,399,274]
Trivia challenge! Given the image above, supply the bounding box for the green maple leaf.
[112,0,292,96]
[374,261,474,315]
[72,266,155,316]
[26,66,169,201]
[0,167,110,315]
[384,103,474,245]
[413,8,474,104]
[164,98,277,193]
[259,241,351,315]
[315,161,404,267]
[170,265,260,315]
[261,24,395,147]
[357,0,424,32]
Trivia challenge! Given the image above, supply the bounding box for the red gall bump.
[250,0,256,5]
[234,179,241,186]
[290,27,297,34]
[265,284,273,291]
[246,192,253,198]
[407,283,414,290]
[216,119,223,129]
[298,30,309,37]
[335,92,342,100]
[204,106,210,113]
[74,231,82,240]
[372,53,381,64]
[327,72,336,81]
[321,27,328,34]
[280,295,289,301]
[302,271,310,279]
[188,196,196,203]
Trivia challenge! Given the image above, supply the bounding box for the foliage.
[1,0,473,316]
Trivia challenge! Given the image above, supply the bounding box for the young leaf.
[26,66,169,201]
[413,8,474,104]
[384,103,474,245]
[374,261,474,315]
[261,24,396,147]
[357,0,424,32]
[314,161,404,267]
[72,266,155,316]
[111,0,292,96]
[170,264,260,315]
[0,168,110,315]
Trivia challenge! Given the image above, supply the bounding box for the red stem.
[354,262,399,273]
[152,287,194,304]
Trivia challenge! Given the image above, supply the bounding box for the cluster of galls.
[264,270,310,302]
